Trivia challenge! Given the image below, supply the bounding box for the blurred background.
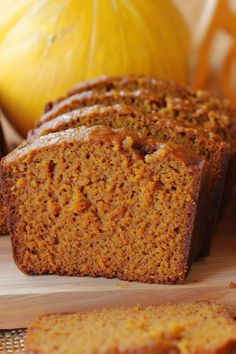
[0,0,235,149]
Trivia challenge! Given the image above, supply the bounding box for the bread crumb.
[228,281,236,288]
[192,278,199,283]
[116,283,129,288]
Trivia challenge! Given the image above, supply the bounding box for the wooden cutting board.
[1,201,236,330]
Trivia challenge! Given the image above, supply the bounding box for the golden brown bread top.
[65,75,236,119]
[39,89,166,126]
[44,75,236,128]
[67,75,192,97]
[2,125,203,167]
[30,104,228,147]
[45,75,192,111]
[39,88,236,154]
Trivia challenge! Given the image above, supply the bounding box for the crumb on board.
[229,282,236,288]
[192,278,199,283]
[116,283,129,288]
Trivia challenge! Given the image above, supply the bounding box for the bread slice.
[44,75,191,112]
[38,89,166,127]
[0,126,208,283]
[0,121,7,234]
[29,104,229,256]
[38,89,236,156]
[25,302,236,354]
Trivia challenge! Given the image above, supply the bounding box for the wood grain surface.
[0,201,236,330]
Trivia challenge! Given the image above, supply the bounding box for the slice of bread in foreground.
[0,126,207,283]
[25,302,236,354]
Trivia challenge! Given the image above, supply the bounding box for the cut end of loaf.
[1,126,207,284]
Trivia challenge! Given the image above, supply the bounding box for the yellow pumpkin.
[0,0,190,137]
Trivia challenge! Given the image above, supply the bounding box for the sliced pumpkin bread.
[0,126,208,283]
[29,104,229,256]
[25,302,236,354]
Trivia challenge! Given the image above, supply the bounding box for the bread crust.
[44,75,192,112]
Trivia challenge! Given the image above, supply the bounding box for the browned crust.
[38,89,236,155]
[44,75,193,112]
[200,141,229,256]
[12,265,188,285]
[2,125,203,168]
[43,76,236,139]
[28,104,206,141]
[38,89,166,127]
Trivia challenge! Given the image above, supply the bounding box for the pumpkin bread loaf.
[25,302,236,354]
[0,126,208,283]
[0,120,7,234]
[29,104,230,256]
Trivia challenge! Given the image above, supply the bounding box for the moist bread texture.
[0,121,7,234]
[25,302,236,354]
[29,104,229,256]
[0,126,207,283]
